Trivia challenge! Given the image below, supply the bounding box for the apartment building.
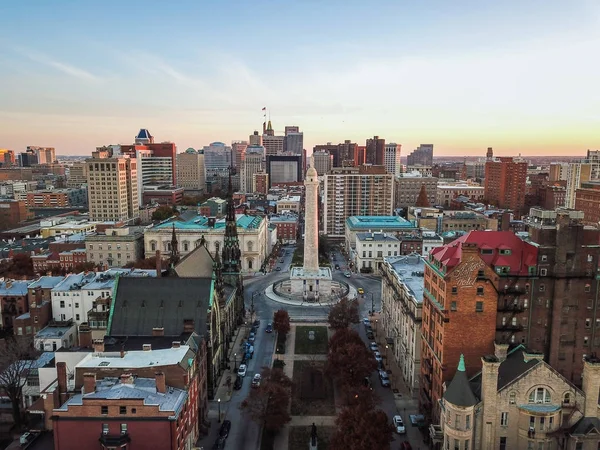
[384,143,402,176]
[176,148,206,193]
[323,166,394,239]
[435,182,485,207]
[354,232,400,271]
[66,162,87,188]
[394,174,438,209]
[85,227,144,268]
[484,157,528,217]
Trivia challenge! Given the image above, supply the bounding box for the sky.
[1,0,599,157]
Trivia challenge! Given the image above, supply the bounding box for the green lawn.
[288,426,334,450]
[294,326,328,354]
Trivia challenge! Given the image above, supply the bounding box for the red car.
[400,442,412,450]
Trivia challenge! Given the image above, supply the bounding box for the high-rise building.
[86,147,138,222]
[252,172,269,194]
[232,141,248,170]
[27,146,56,164]
[120,129,177,205]
[323,166,394,238]
[249,131,262,146]
[565,150,600,208]
[384,143,401,176]
[312,151,332,175]
[0,149,15,167]
[266,155,302,187]
[18,151,37,167]
[263,135,285,156]
[407,144,434,167]
[176,148,206,192]
[241,146,264,193]
[394,173,438,208]
[313,140,358,168]
[203,142,233,173]
[284,126,303,155]
[484,157,528,216]
[365,136,385,166]
[549,162,569,182]
[355,146,366,166]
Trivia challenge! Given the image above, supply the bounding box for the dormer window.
[499,249,511,255]
[481,248,493,255]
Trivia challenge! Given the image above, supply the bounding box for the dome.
[306,166,317,177]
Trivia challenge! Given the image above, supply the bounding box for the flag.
[262,107,266,111]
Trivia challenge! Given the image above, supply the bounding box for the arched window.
[247,241,254,251]
[529,387,551,403]
[509,392,516,405]
[563,392,571,404]
[247,258,254,270]
[150,241,157,251]
[183,241,189,252]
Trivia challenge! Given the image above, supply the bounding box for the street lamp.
[234,353,237,371]
[218,398,221,423]
[375,319,378,340]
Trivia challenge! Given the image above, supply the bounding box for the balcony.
[429,424,444,444]
[496,323,525,332]
[501,284,527,295]
[99,433,131,447]
[423,357,433,372]
[497,303,525,313]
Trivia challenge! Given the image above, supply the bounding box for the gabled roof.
[430,231,538,275]
[174,244,214,278]
[444,354,478,407]
[571,417,600,436]
[108,277,210,337]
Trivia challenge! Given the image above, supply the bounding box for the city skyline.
[1,1,599,156]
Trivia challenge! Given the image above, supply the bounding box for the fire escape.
[496,280,527,344]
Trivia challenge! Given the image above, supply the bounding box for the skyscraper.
[407,144,434,167]
[86,147,139,222]
[27,146,56,164]
[203,142,233,173]
[266,155,302,187]
[365,136,385,165]
[284,126,303,155]
[249,131,262,146]
[241,146,265,193]
[384,143,402,176]
[313,140,358,168]
[484,157,528,216]
[313,151,332,175]
[177,148,206,193]
[232,141,248,170]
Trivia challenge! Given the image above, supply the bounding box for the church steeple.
[169,224,180,266]
[221,165,242,276]
[213,242,225,304]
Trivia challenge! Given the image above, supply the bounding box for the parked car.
[366,331,375,340]
[377,361,385,371]
[400,441,412,449]
[253,320,261,327]
[276,267,282,271]
[379,370,390,387]
[369,342,378,351]
[219,420,231,438]
[212,437,226,449]
[374,351,382,362]
[237,364,247,377]
[362,317,370,326]
[357,288,364,295]
[335,264,340,270]
[248,332,256,342]
[280,259,284,263]
[266,323,273,333]
[234,376,243,390]
[344,271,351,278]
[252,373,262,388]
[393,415,406,434]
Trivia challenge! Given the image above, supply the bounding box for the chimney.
[78,325,92,348]
[120,373,134,385]
[480,355,501,447]
[494,342,509,363]
[183,319,194,333]
[35,288,43,305]
[93,339,104,353]
[155,250,162,276]
[155,372,166,394]
[57,362,68,405]
[152,327,165,337]
[142,344,152,352]
[83,373,96,394]
[582,355,600,417]
[172,341,181,349]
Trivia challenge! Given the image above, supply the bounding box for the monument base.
[289,267,333,302]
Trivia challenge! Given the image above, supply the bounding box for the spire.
[267,120,273,132]
[221,165,242,277]
[169,224,180,265]
[213,242,224,302]
[443,354,478,407]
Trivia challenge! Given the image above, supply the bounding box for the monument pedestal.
[290,267,332,301]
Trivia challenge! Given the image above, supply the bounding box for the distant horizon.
[1,1,599,156]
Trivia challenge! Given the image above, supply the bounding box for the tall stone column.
[303,165,320,274]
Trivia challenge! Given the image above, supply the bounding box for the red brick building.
[26,191,70,207]
[484,157,528,217]
[270,214,298,243]
[575,182,600,225]
[0,199,28,231]
[0,280,33,329]
[142,185,184,206]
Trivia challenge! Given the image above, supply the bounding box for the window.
[131,408,136,414]
[101,406,108,415]
[60,301,65,308]
[500,437,507,450]
[455,414,460,429]
[477,269,484,278]
[509,392,516,404]
[476,286,484,296]
[75,314,80,321]
[563,393,571,404]
[451,286,458,294]
[540,268,547,276]
[585,284,591,293]
[120,423,127,434]
[541,255,547,261]
[120,406,126,415]
[476,301,483,312]
[75,302,79,308]
[501,412,508,426]
[102,423,109,435]
[539,284,545,292]
[540,417,545,431]
[465,414,471,430]
[465,440,470,450]
[529,387,551,403]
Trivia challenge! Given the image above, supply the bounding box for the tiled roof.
[430,231,538,275]
[444,355,478,407]
[58,377,187,415]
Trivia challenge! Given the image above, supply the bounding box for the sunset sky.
[1,0,599,157]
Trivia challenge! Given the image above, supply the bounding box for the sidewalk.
[213,324,250,403]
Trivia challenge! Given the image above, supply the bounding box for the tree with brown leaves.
[326,340,377,391]
[328,328,363,355]
[330,403,394,450]
[327,297,359,330]
[0,338,37,430]
[240,367,293,432]
[272,309,290,336]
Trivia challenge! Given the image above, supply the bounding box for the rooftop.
[269,214,299,223]
[153,214,263,231]
[277,196,301,202]
[0,280,32,296]
[52,272,96,292]
[77,345,192,370]
[57,377,187,415]
[384,254,425,303]
[35,323,76,340]
[28,276,65,290]
[346,216,415,230]
[357,232,399,242]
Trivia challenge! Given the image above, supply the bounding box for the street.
[200,243,419,450]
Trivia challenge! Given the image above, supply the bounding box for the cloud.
[13,47,100,82]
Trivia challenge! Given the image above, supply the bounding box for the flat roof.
[346,216,415,229]
[384,254,425,303]
[35,324,76,339]
[357,232,399,242]
[154,214,263,231]
[77,346,191,369]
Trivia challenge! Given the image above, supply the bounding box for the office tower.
[261,120,284,156]
[355,146,366,166]
[0,149,15,167]
[67,162,87,188]
[19,151,38,167]
[313,151,332,175]
[86,147,138,222]
[203,142,233,173]
[313,140,358,168]
[384,143,402,176]
[232,141,248,170]
[394,174,438,208]
[549,162,569,182]
[486,146,494,159]
[284,126,303,155]
[407,144,434,167]
[484,157,528,216]
[565,150,600,208]
[120,129,177,205]
[241,146,265,193]
[177,148,206,192]
[365,136,385,165]
[27,146,56,164]
[263,119,275,136]
[249,131,262,146]
[323,166,394,238]
[266,155,302,187]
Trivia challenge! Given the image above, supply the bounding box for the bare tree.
[0,338,37,430]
